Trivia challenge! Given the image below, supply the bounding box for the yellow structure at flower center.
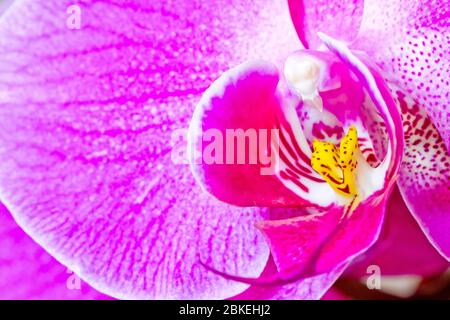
[311,126,359,198]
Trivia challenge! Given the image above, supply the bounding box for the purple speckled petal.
[0,204,111,299]
[353,0,450,150]
[0,0,301,299]
[394,92,450,261]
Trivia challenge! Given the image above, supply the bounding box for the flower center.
[311,126,359,198]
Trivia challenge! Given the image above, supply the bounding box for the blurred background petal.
[347,187,449,277]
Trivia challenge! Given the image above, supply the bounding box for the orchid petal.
[230,257,347,300]
[0,0,300,299]
[0,204,111,299]
[288,0,364,49]
[321,286,350,300]
[347,187,449,276]
[258,193,386,281]
[394,92,450,261]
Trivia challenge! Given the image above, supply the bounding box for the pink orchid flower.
[0,0,448,300]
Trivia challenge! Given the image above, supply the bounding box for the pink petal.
[347,186,449,277]
[230,257,347,300]
[288,0,364,49]
[188,61,316,207]
[394,91,450,261]
[321,287,350,300]
[257,206,343,279]
[0,0,13,14]
[0,204,111,299]
[0,0,300,299]
[258,193,387,281]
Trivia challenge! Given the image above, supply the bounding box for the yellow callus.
[311,126,359,198]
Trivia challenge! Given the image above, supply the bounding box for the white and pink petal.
[0,204,111,299]
[230,257,347,300]
[0,0,302,299]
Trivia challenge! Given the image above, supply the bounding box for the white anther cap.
[284,55,324,111]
